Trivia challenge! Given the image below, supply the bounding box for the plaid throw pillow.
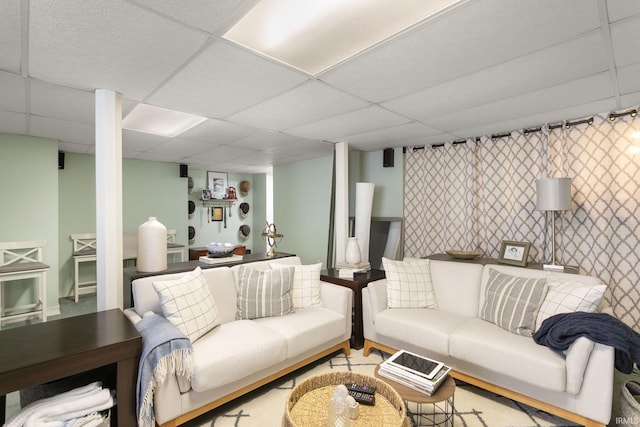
[535,275,606,330]
[272,262,323,308]
[480,269,548,337]
[383,257,438,309]
[237,265,295,319]
[153,267,220,343]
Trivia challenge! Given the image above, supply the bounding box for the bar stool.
[0,240,49,329]
[70,233,97,303]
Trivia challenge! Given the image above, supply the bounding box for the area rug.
[182,348,578,427]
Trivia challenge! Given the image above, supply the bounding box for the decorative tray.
[446,250,481,260]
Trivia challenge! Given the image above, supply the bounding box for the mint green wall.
[187,169,257,252]
[0,134,59,313]
[274,156,333,265]
[349,148,404,218]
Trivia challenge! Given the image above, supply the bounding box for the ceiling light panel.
[122,104,207,137]
[223,0,468,75]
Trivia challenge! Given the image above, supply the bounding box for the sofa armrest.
[320,281,352,316]
[123,307,142,325]
[365,279,388,318]
[564,336,595,394]
[574,342,615,423]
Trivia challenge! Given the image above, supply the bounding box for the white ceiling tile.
[129,0,258,35]
[29,0,208,99]
[148,40,308,118]
[423,73,614,132]
[383,32,608,121]
[610,15,640,67]
[231,131,306,150]
[179,118,256,144]
[0,71,26,113]
[321,0,600,103]
[0,111,27,135]
[29,116,94,145]
[122,130,170,152]
[58,141,94,155]
[194,145,256,162]
[151,138,217,158]
[336,122,441,149]
[606,0,640,22]
[617,63,640,95]
[269,139,334,157]
[0,0,21,73]
[228,81,369,131]
[285,106,410,140]
[30,80,95,124]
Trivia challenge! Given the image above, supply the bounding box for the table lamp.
[535,177,572,271]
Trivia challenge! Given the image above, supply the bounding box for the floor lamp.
[535,177,572,271]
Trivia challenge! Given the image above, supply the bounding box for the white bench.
[0,240,49,329]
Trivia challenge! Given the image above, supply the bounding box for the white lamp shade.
[535,177,572,211]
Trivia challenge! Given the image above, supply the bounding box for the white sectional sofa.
[124,256,352,427]
[362,259,614,427]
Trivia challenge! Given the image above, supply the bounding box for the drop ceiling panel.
[129,0,259,35]
[610,15,640,67]
[285,106,410,141]
[29,0,208,99]
[423,73,613,132]
[336,122,441,148]
[228,81,369,131]
[321,0,601,103]
[383,32,608,122]
[29,116,94,145]
[151,138,217,158]
[0,0,21,73]
[59,140,94,154]
[193,145,256,162]
[0,71,26,113]
[268,139,334,157]
[0,111,27,135]
[148,41,308,118]
[30,80,95,124]
[123,130,170,152]
[231,131,308,150]
[606,0,640,22]
[617,64,640,94]
[179,118,256,144]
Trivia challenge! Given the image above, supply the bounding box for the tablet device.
[386,350,444,380]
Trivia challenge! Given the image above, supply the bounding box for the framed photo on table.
[207,171,228,199]
[498,240,531,267]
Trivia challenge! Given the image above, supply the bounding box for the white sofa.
[124,256,352,427]
[362,259,614,427]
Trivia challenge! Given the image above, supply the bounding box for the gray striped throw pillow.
[237,265,295,319]
[480,269,548,337]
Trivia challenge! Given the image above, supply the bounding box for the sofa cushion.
[480,269,547,337]
[152,267,221,343]
[190,320,287,392]
[375,308,471,356]
[237,265,295,319]
[535,275,606,330]
[255,307,346,358]
[383,257,438,309]
[449,317,566,392]
[272,262,323,308]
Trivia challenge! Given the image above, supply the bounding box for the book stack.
[378,350,451,396]
[336,261,370,278]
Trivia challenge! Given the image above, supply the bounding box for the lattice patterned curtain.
[403,109,640,331]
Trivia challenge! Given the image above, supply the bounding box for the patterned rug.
[182,348,578,427]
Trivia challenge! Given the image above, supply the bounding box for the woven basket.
[284,371,409,427]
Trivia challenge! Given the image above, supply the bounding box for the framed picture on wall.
[211,207,223,221]
[498,240,531,267]
[207,171,228,199]
[201,189,212,200]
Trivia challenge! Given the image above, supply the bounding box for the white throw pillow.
[382,257,438,309]
[272,262,323,308]
[535,275,606,330]
[152,267,221,343]
[237,265,295,319]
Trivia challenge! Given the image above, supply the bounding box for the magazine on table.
[379,350,451,395]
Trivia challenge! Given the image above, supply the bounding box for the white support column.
[334,142,349,264]
[95,89,123,311]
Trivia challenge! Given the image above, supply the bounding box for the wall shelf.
[200,199,237,207]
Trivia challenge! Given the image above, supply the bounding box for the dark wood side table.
[320,269,386,350]
[0,309,142,426]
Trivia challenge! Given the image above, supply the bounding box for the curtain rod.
[405,109,637,152]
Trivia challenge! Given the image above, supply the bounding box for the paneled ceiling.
[1,0,640,173]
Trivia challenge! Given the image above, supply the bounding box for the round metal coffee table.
[375,365,456,427]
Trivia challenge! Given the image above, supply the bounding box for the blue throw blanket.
[135,314,194,427]
[533,311,640,374]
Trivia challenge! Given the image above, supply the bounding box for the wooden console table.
[426,253,580,274]
[0,309,142,426]
[123,251,296,308]
[320,269,386,350]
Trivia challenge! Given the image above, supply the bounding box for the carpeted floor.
[181,348,579,427]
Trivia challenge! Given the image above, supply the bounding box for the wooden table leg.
[116,356,139,427]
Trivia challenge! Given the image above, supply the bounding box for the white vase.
[345,237,361,265]
[137,217,167,272]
